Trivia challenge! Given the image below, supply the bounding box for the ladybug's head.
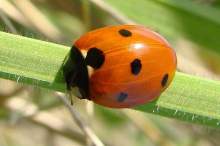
[63,46,91,99]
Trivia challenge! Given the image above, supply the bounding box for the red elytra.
[64,25,177,108]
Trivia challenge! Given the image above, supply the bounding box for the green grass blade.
[0,31,68,91]
[135,73,220,127]
[1,31,220,127]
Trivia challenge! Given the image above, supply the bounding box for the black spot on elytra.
[130,59,142,75]
[117,92,128,102]
[161,74,169,87]
[85,48,105,69]
[118,29,132,37]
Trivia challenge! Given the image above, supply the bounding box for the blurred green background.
[0,0,220,146]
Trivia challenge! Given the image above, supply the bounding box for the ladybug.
[63,25,177,108]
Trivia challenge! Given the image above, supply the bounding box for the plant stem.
[56,92,104,146]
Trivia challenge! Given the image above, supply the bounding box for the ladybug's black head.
[63,46,90,99]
